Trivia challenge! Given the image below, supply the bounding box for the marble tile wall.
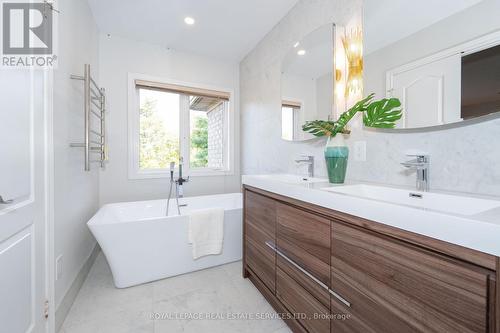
[240,0,500,197]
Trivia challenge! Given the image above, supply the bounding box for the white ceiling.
[87,0,299,62]
[364,0,483,55]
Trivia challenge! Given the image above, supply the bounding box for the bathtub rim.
[88,192,243,226]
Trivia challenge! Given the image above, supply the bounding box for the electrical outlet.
[353,141,367,162]
[56,255,63,281]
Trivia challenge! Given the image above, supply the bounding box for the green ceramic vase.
[324,135,349,184]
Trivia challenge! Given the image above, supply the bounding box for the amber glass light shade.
[342,28,363,98]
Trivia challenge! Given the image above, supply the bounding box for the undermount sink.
[258,174,328,185]
[322,184,500,216]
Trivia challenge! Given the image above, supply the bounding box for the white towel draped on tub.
[188,208,225,259]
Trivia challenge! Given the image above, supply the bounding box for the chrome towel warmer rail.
[70,64,106,171]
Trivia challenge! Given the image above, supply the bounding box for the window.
[129,75,233,179]
[139,89,180,169]
[190,96,226,169]
[281,100,301,141]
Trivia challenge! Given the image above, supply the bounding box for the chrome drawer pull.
[0,195,13,204]
[264,241,329,291]
[264,240,352,308]
[329,289,351,308]
[264,240,276,251]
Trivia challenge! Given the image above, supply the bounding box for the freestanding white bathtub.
[87,193,243,288]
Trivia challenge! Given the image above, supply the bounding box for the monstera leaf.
[363,98,402,128]
[302,120,336,137]
[334,94,374,135]
[302,93,402,137]
[302,94,374,137]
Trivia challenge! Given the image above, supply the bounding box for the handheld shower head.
[170,162,175,181]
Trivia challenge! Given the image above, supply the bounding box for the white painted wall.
[53,0,100,309]
[240,0,500,197]
[98,35,240,204]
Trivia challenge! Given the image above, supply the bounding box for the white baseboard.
[55,244,101,332]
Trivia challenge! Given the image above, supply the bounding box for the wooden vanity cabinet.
[243,186,499,333]
[330,221,496,333]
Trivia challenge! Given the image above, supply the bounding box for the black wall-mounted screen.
[461,44,500,120]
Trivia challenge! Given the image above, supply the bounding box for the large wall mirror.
[280,24,336,141]
[364,0,500,130]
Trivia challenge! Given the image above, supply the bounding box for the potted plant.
[302,93,402,183]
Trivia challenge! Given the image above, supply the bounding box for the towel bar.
[70,64,107,171]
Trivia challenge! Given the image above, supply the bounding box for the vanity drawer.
[245,222,276,292]
[331,221,495,333]
[277,254,330,309]
[244,190,277,292]
[330,268,417,333]
[277,203,331,286]
[277,267,330,333]
[245,190,276,239]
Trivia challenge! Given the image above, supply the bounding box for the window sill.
[190,169,234,177]
[128,168,234,180]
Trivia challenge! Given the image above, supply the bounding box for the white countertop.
[242,174,500,257]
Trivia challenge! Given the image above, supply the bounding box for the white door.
[387,54,461,128]
[0,69,48,333]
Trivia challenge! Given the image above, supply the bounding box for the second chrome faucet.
[295,155,315,178]
[401,154,429,192]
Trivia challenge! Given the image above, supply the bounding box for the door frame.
[43,68,55,333]
[386,29,500,96]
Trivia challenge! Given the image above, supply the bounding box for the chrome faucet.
[166,159,190,216]
[295,155,314,178]
[401,154,429,192]
[166,162,180,216]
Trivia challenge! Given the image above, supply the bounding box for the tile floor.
[60,253,291,333]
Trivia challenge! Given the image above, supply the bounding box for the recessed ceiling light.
[184,17,195,25]
[293,42,300,48]
[297,49,306,56]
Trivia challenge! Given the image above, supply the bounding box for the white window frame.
[282,97,303,140]
[127,73,234,179]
